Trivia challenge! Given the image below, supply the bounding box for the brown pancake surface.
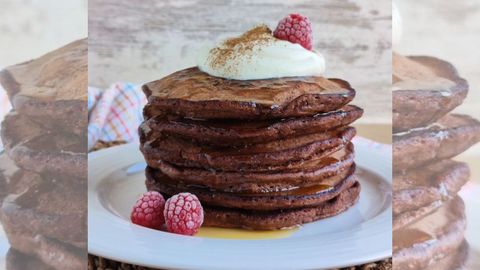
[393,54,468,132]
[393,159,469,215]
[0,168,86,248]
[1,112,86,177]
[141,126,355,171]
[423,240,469,270]
[142,105,363,147]
[0,226,84,270]
[201,182,360,230]
[393,196,466,270]
[146,164,357,211]
[145,144,354,193]
[6,249,54,270]
[143,67,355,120]
[0,39,87,128]
[393,114,480,172]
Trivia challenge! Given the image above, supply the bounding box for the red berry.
[164,193,204,236]
[131,191,165,230]
[273,14,313,50]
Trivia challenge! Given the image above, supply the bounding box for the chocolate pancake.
[0,153,17,201]
[393,114,480,172]
[145,144,354,193]
[393,200,441,232]
[201,182,360,230]
[142,67,355,120]
[424,240,469,270]
[393,160,469,215]
[393,54,468,132]
[0,169,86,248]
[0,169,5,200]
[0,39,87,133]
[1,112,86,177]
[146,164,356,211]
[141,126,355,171]
[142,105,363,147]
[393,196,466,270]
[1,226,84,270]
[6,249,53,270]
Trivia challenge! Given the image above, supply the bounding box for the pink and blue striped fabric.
[88,83,147,150]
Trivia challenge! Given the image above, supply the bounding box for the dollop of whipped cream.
[393,2,402,48]
[197,25,325,80]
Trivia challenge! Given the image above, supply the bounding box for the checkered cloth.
[88,83,147,150]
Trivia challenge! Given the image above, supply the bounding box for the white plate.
[88,139,392,270]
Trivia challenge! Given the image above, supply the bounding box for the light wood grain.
[89,0,392,123]
[396,0,480,175]
[0,0,87,67]
[396,0,480,121]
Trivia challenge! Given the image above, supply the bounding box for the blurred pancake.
[6,249,53,270]
[1,227,84,270]
[0,39,87,134]
[393,114,480,172]
[393,159,469,215]
[393,54,468,132]
[393,196,466,270]
[424,240,469,270]
[1,112,86,177]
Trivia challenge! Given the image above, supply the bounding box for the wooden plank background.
[0,0,87,67]
[396,0,480,167]
[396,0,480,121]
[89,0,392,124]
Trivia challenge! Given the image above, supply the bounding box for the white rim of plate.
[89,139,392,270]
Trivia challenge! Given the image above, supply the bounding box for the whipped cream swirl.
[197,25,325,80]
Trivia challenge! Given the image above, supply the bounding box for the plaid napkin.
[88,83,147,150]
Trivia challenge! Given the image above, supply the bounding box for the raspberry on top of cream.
[197,24,326,80]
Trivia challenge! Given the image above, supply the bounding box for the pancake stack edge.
[140,67,364,230]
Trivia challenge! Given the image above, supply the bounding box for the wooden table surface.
[89,0,391,124]
[395,0,480,183]
[396,0,480,120]
[0,0,87,67]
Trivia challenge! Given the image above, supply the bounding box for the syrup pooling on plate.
[196,226,299,240]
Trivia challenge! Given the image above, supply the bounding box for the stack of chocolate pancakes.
[0,39,87,270]
[139,67,363,230]
[393,53,480,269]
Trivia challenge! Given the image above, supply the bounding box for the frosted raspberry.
[130,191,165,230]
[273,14,313,50]
[164,193,204,236]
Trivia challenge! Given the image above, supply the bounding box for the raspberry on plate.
[273,13,313,50]
[131,191,166,230]
[164,192,204,236]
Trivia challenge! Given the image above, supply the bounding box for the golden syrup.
[196,226,299,240]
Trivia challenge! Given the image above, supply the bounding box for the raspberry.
[273,14,313,50]
[130,191,165,230]
[164,193,204,236]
